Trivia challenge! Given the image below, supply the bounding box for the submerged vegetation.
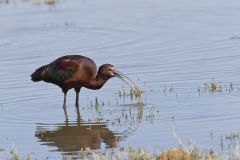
[1,78,240,160]
[117,78,239,100]
[197,80,235,94]
[4,145,240,160]
[118,85,143,100]
[4,124,240,160]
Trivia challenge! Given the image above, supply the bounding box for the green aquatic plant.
[118,75,143,100]
[133,85,143,98]
[9,149,19,160]
[210,81,217,92]
[95,97,100,109]
[162,86,177,97]
[229,82,233,92]
[118,87,143,100]
[226,131,240,141]
[197,80,237,94]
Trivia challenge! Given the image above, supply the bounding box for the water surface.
[0,0,240,159]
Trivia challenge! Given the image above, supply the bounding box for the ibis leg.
[76,105,81,120]
[62,90,68,120]
[63,92,67,108]
[74,88,81,107]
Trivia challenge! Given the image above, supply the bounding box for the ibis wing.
[42,58,80,86]
[56,58,79,72]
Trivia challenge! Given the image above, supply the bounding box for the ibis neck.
[87,75,109,90]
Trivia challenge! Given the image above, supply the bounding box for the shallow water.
[1,0,240,159]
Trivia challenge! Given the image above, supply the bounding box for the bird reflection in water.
[35,108,121,152]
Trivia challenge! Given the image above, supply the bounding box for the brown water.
[1,0,240,159]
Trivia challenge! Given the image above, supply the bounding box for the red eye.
[108,68,112,71]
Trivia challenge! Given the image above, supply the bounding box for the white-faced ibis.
[31,55,137,111]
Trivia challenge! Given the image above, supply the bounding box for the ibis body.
[31,55,136,110]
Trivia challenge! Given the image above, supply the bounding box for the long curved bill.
[116,71,139,88]
[114,70,139,95]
